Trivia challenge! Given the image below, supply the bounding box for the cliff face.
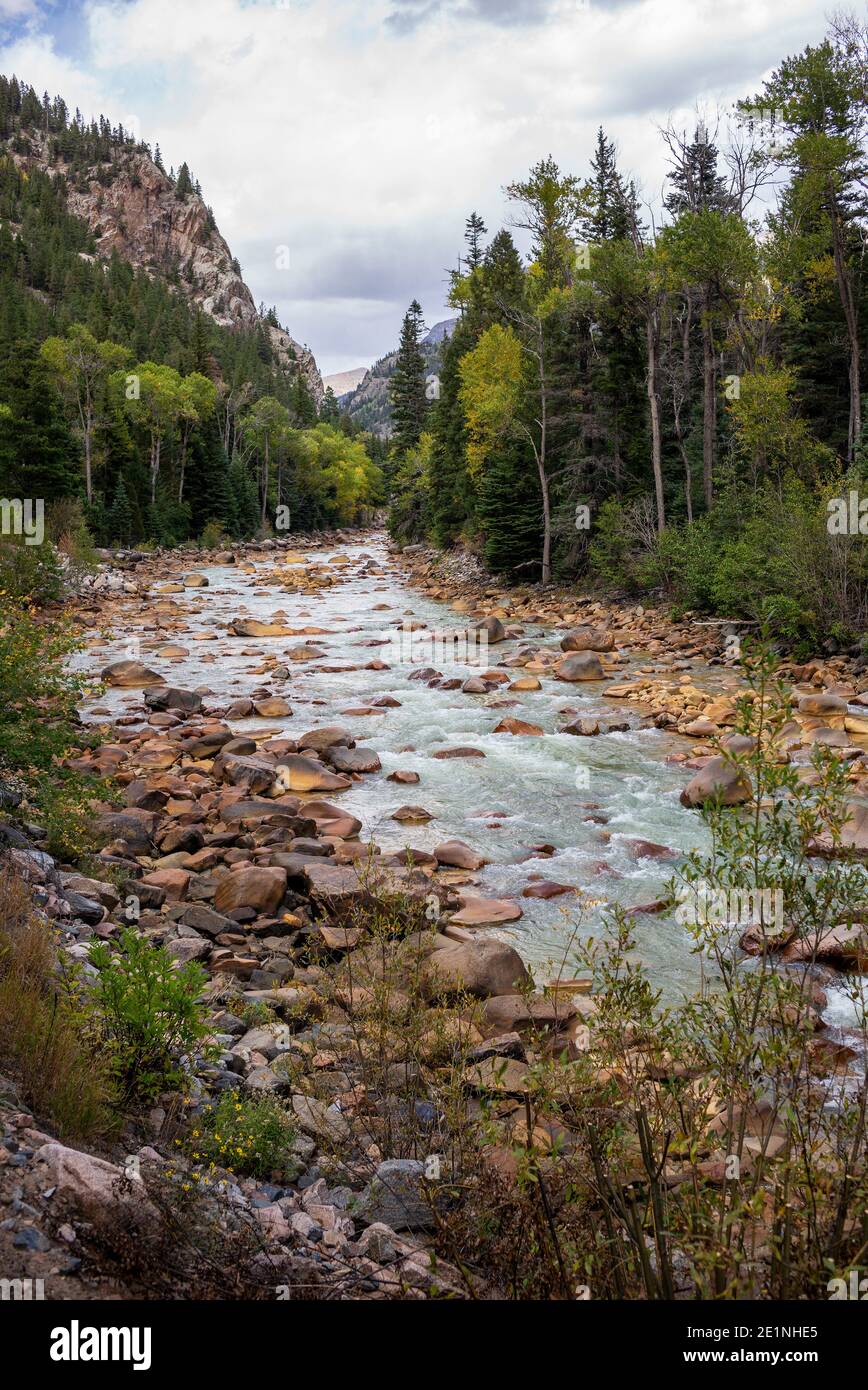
[11,134,323,404]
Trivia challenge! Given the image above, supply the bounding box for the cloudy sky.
[0,0,838,375]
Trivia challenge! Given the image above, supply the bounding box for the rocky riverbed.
[1,529,867,1300]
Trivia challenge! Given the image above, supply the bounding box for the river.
[73,534,861,1026]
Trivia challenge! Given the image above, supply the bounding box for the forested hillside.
[0,75,385,551]
[339,318,456,437]
[387,20,868,657]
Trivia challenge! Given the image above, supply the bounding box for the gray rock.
[353,1159,435,1231]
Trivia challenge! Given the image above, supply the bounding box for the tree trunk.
[150,435,160,504]
[84,418,93,505]
[829,190,861,460]
[261,438,269,527]
[701,300,715,510]
[681,298,693,523]
[646,307,665,533]
[537,318,551,584]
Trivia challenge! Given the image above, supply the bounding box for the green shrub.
[0,535,63,604]
[88,928,211,1104]
[188,1092,298,1180]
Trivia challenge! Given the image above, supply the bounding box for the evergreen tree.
[175,162,192,199]
[389,299,429,455]
[108,474,133,545]
[464,211,487,269]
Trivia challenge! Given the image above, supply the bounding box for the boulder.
[560,626,614,652]
[434,839,487,870]
[101,660,164,688]
[353,1159,434,1231]
[474,616,506,644]
[493,717,544,736]
[421,939,530,999]
[213,866,287,915]
[36,1142,157,1231]
[143,686,203,715]
[556,651,604,682]
[253,697,293,718]
[680,757,751,808]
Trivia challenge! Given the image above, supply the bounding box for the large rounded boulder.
[421,938,531,999]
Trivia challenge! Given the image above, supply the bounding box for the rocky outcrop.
[11,133,323,405]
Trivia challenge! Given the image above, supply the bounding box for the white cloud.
[0,0,834,372]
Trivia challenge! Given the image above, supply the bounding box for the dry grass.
[0,866,115,1141]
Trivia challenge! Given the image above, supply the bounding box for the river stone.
[144,686,203,714]
[253,697,293,718]
[494,717,544,736]
[474,616,506,643]
[229,619,295,637]
[214,753,276,795]
[434,839,487,870]
[291,1094,350,1143]
[213,866,287,915]
[809,801,868,858]
[521,880,577,899]
[353,1159,434,1231]
[560,626,614,652]
[36,1142,158,1232]
[680,757,751,808]
[298,726,354,751]
[556,651,604,681]
[273,754,351,793]
[96,811,156,855]
[797,693,848,716]
[327,746,382,774]
[421,939,530,999]
[101,659,165,687]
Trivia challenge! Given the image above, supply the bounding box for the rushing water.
[77,537,744,996]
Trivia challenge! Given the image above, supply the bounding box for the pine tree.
[175,162,192,199]
[108,474,133,546]
[320,386,340,425]
[464,212,487,269]
[389,300,429,455]
[585,128,632,242]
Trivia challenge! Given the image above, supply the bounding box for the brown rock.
[556,651,604,682]
[680,757,751,808]
[434,839,488,870]
[421,939,531,999]
[101,659,165,687]
[213,866,287,915]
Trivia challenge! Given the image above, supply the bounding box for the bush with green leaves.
[0,601,100,856]
[0,535,63,604]
[187,1092,298,1181]
[88,929,211,1104]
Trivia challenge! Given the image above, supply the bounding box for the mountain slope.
[1,84,323,404]
[339,317,457,436]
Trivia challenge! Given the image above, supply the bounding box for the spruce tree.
[108,474,133,546]
[389,300,428,454]
[464,211,487,269]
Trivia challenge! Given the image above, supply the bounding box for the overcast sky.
[0,0,839,375]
